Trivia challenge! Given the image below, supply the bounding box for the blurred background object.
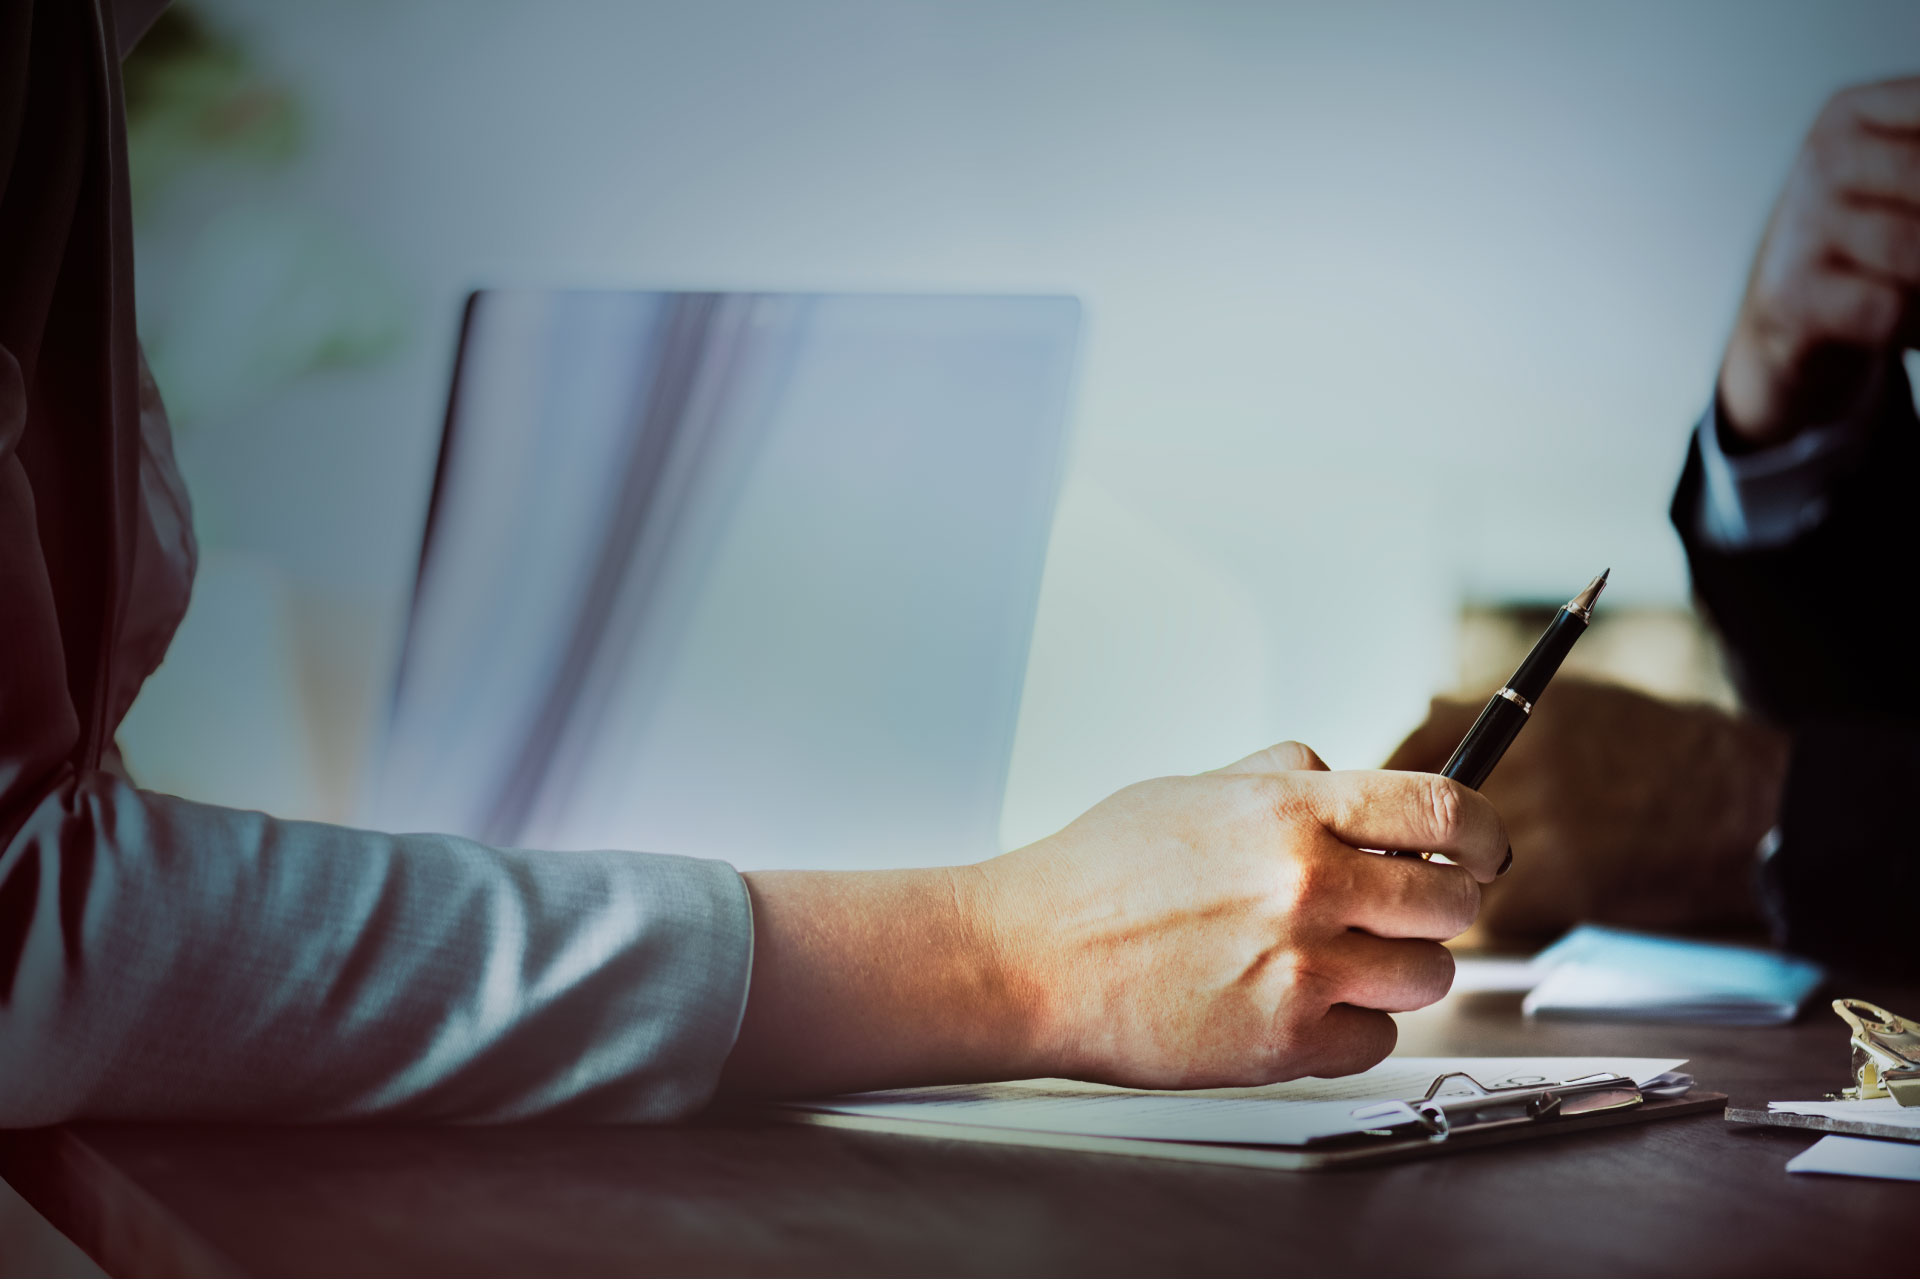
[368,290,1078,867]
[113,0,1920,858]
[1456,602,1739,712]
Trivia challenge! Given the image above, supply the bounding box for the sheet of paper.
[1787,1134,1920,1182]
[792,1057,1686,1147]
[1768,1097,1920,1132]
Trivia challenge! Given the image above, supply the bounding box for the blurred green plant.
[123,4,410,436]
[124,5,302,212]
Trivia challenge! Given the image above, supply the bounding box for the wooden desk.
[5,982,1914,1277]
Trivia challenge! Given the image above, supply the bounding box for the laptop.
[364,290,1080,869]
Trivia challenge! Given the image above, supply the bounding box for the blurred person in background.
[1390,77,1920,967]
[1,0,1510,1123]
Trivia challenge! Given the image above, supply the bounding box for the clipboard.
[781,1070,1726,1172]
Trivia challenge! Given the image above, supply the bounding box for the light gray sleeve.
[1693,395,1872,551]
[0,771,753,1124]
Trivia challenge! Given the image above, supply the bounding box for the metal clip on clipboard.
[1339,1070,1696,1146]
[1831,998,1920,1106]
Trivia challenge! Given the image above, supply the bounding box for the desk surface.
[5,982,1915,1277]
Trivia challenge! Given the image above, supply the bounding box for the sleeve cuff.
[1692,386,1876,552]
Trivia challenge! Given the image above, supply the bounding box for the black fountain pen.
[1389,568,1609,860]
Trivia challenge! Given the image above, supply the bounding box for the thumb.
[1212,739,1331,775]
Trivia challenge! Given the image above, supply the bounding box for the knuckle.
[1404,864,1478,937]
[1844,280,1901,336]
[1273,740,1314,771]
[1277,847,1323,914]
[1875,216,1920,276]
[1370,1013,1400,1061]
[1450,871,1483,935]
[1349,1011,1398,1070]
[1266,1008,1319,1078]
[1257,775,1311,833]
[1423,775,1466,844]
[1285,845,1353,915]
[1419,942,1457,1004]
[1253,770,1295,808]
[1273,948,1322,1005]
[1897,229,1920,280]
[1268,960,1323,1015]
[1818,88,1863,135]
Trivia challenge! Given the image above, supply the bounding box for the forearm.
[718,866,1044,1097]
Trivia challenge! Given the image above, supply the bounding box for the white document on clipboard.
[783,1056,1687,1149]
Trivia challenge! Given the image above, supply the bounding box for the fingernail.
[1497,845,1513,877]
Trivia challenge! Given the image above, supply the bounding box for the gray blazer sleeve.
[0,771,753,1124]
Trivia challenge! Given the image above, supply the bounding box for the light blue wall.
[124,0,1920,849]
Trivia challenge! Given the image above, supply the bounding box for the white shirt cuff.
[1694,393,1874,551]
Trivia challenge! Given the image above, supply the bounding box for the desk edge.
[0,1127,242,1278]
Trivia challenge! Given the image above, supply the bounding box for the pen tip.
[1569,568,1609,616]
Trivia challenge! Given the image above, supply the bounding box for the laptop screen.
[365,290,1079,869]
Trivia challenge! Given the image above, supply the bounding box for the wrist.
[958,855,1069,1080]
[1719,319,1887,451]
[1717,324,1800,450]
[720,864,1048,1097]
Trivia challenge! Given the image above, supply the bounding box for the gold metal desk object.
[1832,998,1920,1106]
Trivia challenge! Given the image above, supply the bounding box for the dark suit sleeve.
[1672,369,1920,964]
